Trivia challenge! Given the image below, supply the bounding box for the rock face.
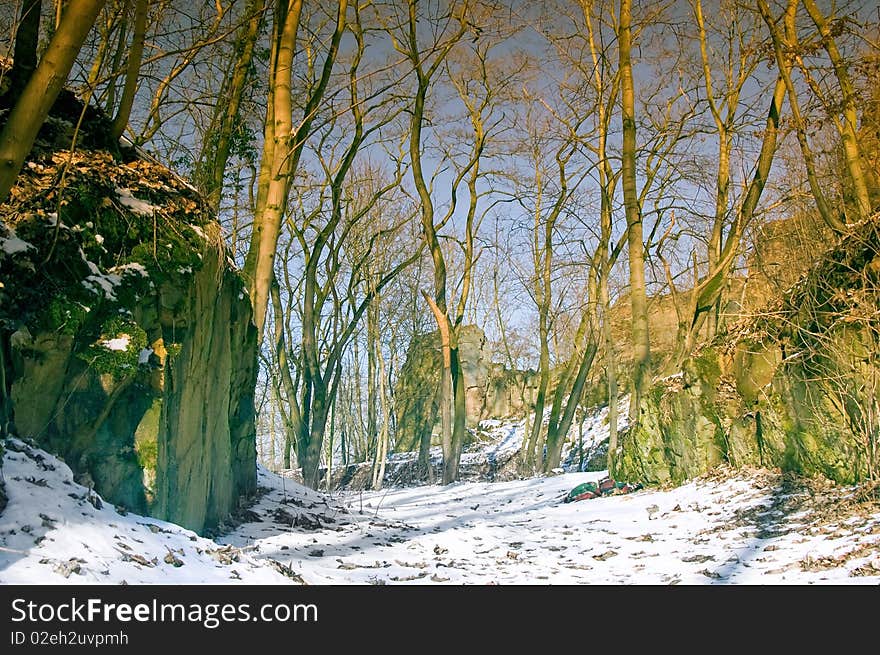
[617,217,880,486]
[1,148,257,534]
[394,325,543,451]
[152,249,258,532]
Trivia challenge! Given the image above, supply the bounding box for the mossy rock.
[2,120,258,533]
[77,316,148,378]
[733,339,782,405]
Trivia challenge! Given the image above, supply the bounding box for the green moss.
[77,316,148,376]
[733,340,782,405]
[44,296,89,335]
[134,398,162,477]
[135,430,158,472]
[689,349,722,387]
[136,437,157,482]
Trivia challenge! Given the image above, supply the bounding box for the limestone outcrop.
[394,325,544,451]
[617,216,880,486]
[1,145,257,534]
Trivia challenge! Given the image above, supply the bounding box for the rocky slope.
[0,103,258,534]
[618,215,880,486]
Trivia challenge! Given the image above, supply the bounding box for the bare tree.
[618,0,651,426]
[193,0,268,212]
[243,0,347,345]
[109,0,148,140]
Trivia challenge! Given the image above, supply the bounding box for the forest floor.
[2,431,880,584]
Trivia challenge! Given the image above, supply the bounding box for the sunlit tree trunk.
[245,0,301,342]
[371,337,390,490]
[758,0,842,233]
[664,0,785,371]
[244,0,347,345]
[402,0,470,484]
[522,181,552,471]
[802,0,874,219]
[618,0,651,425]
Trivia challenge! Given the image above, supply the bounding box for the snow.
[2,410,879,585]
[478,418,526,458]
[79,248,102,276]
[111,262,149,277]
[0,439,291,584]
[188,224,207,240]
[101,335,131,352]
[80,257,149,301]
[0,226,34,255]
[115,188,159,217]
[467,397,629,474]
[218,465,880,585]
[82,274,122,300]
[44,213,65,228]
[378,399,629,477]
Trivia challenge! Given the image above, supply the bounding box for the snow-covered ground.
[222,465,880,584]
[2,426,879,584]
[0,438,291,584]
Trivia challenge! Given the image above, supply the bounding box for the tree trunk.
[666,75,787,375]
[352,334,365,462]
[759,0,842,233]
[372,337,390,490]
[417,415,434,483]
[270,274,303,469]
[325,395,335,490]
[423,292,454,483]
[544,341,598,472]
[600,268,620,474]
[283,431,293,469]
[9,0,43,100]
[523,326,550,474]
[366,301,379,462]
[545,359,574,470]
[102,16,127,114]
[194,0,266,211]
[110,0,148,140]
[448,345,467,483]
[0,335,15,439]
[245,0,301,343]
[403,0,471,484]
[0,0,107,201]
[268,404,277,469]
[245,0,346,346]
[619,0,651,426]
[299,391,330,489]
[802,0,874,219]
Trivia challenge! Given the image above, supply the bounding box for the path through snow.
[220,465,880,584]
[2,436,879,584]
